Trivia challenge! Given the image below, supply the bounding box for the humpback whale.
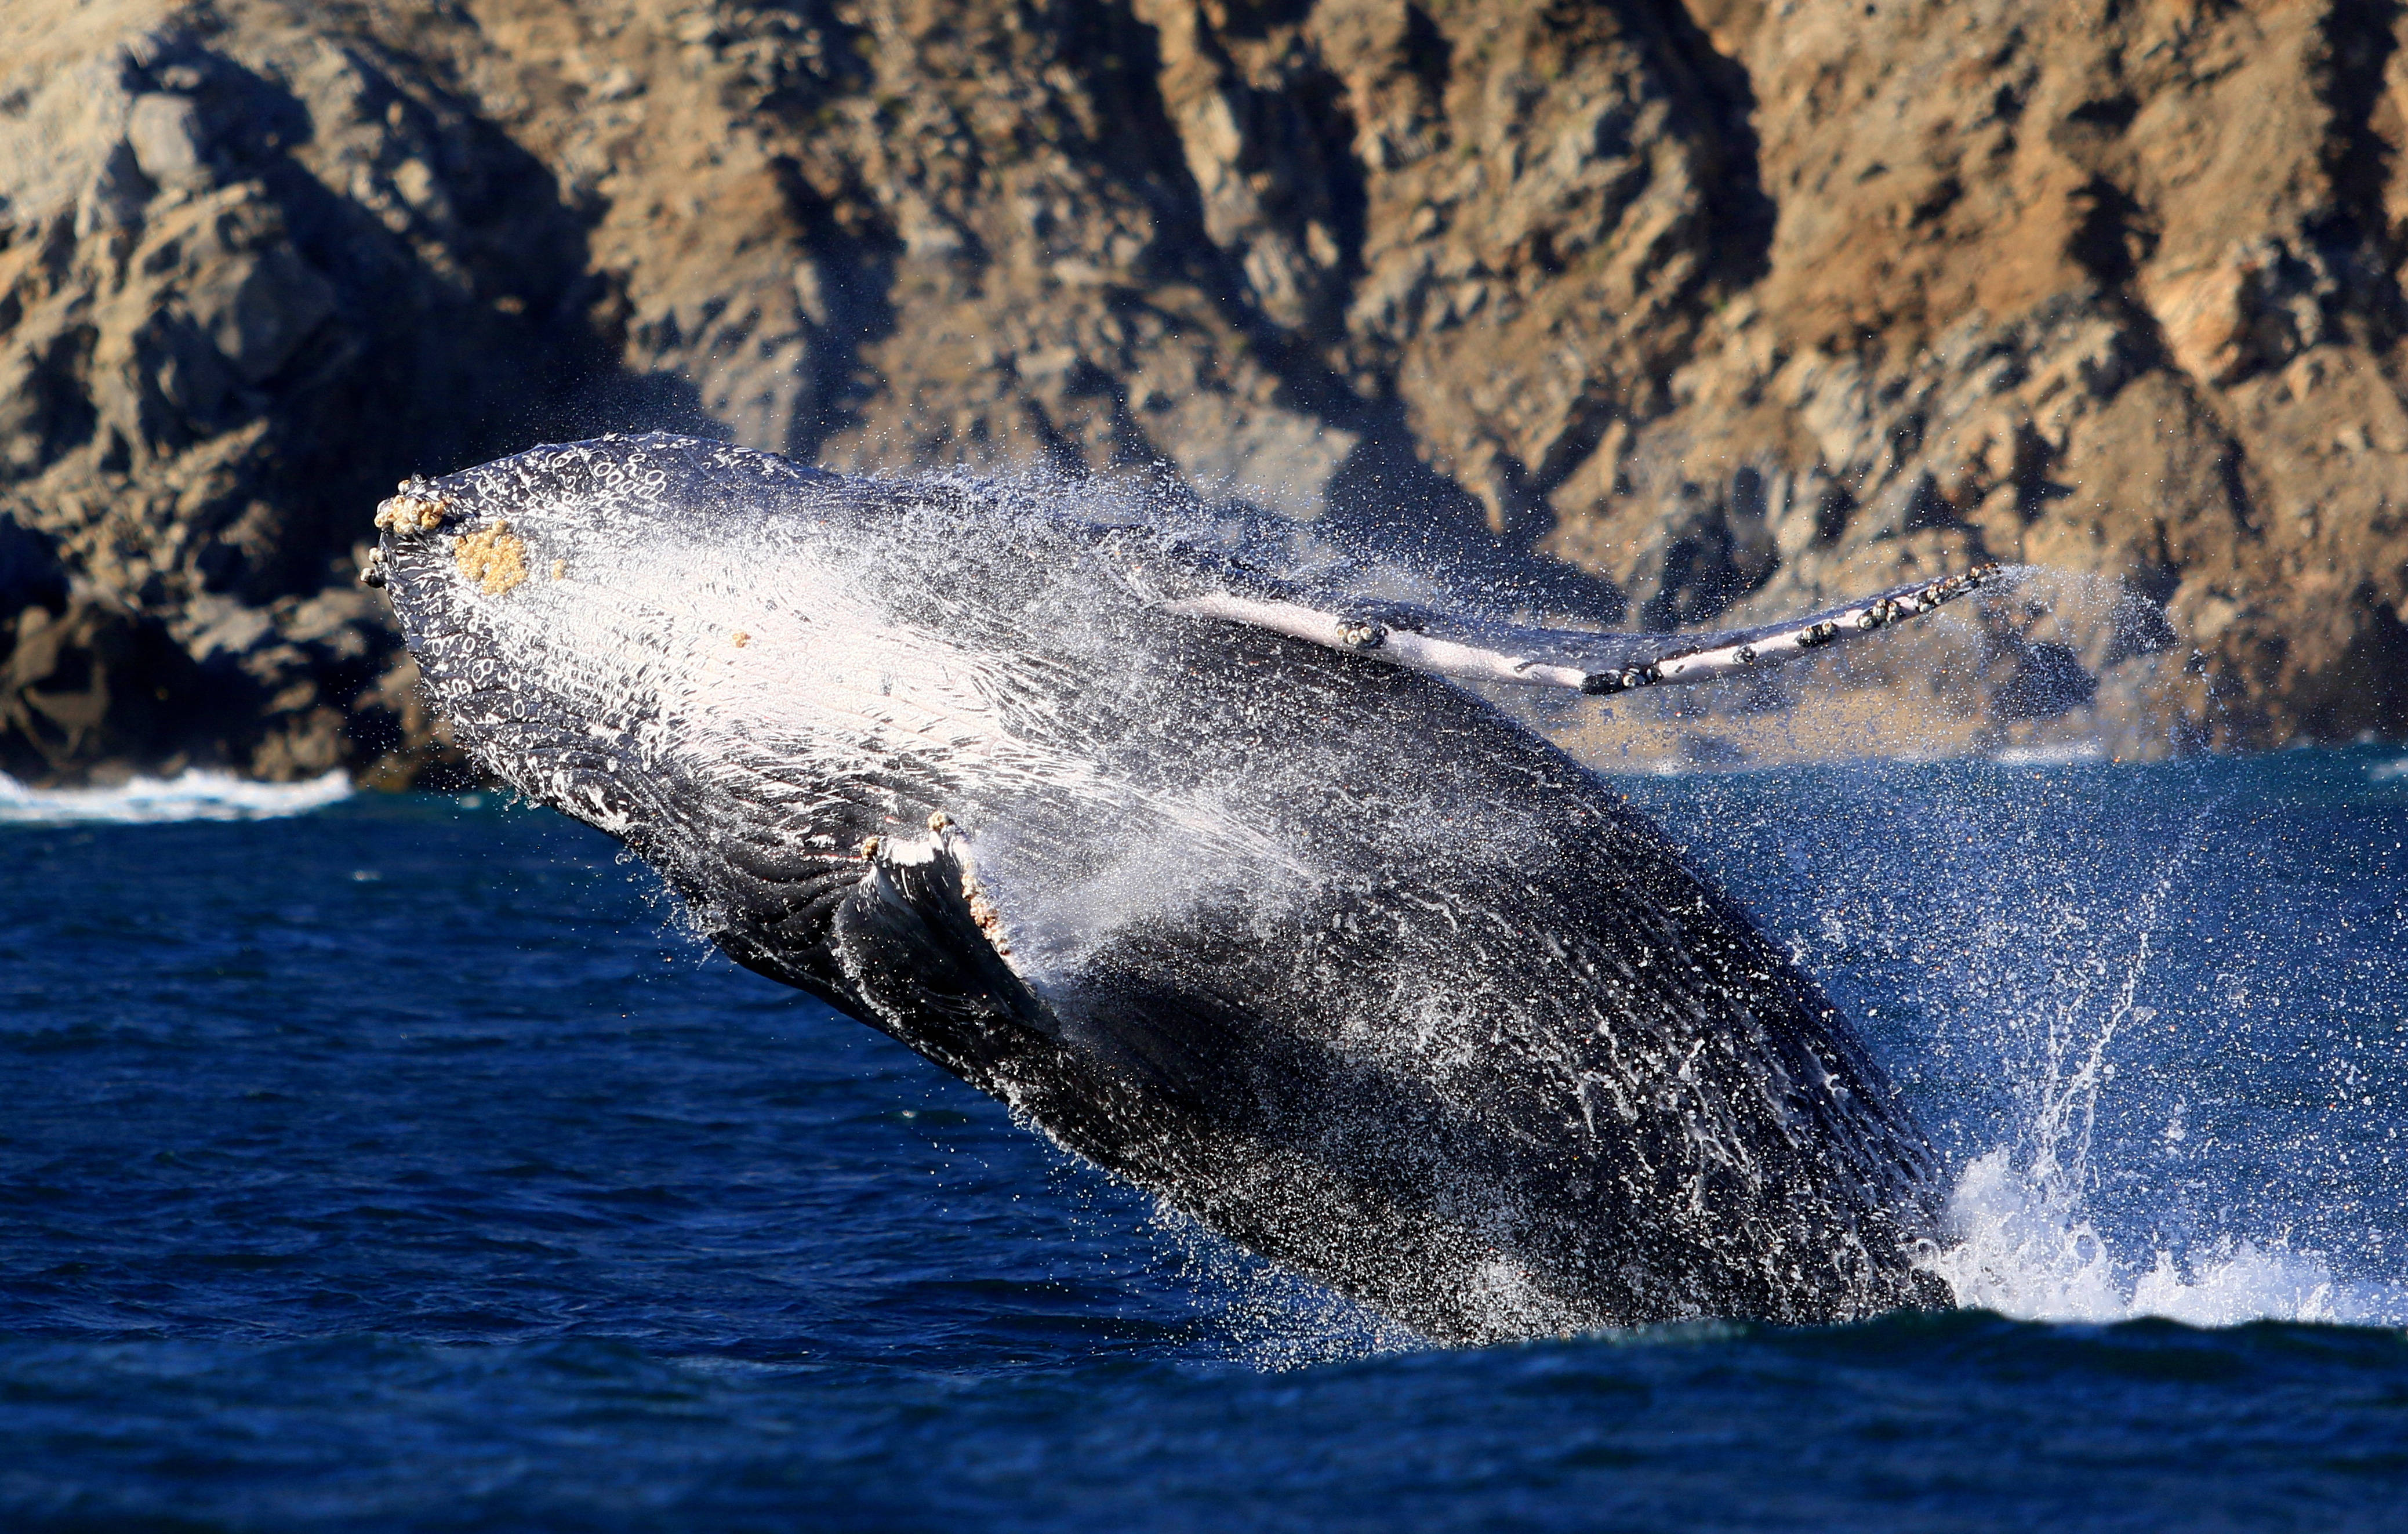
[369,432,1986,1342]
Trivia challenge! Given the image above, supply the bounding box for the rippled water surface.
[5,751,2407,1530]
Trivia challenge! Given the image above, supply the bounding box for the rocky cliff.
[4,0,2406,783]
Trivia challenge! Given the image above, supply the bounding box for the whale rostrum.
[373,432,1982,1343]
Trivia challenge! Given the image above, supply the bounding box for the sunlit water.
[3,751,2405,1529]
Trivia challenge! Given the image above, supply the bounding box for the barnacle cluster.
[454,520,531,596]
[374,481,450,534]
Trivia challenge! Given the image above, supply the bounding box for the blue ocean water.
[3,750,2407,1531]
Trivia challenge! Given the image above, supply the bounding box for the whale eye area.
[453,520,530,596]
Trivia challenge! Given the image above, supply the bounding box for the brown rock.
[1,0,2406,782]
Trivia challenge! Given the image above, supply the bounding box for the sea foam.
[1923,1147,2408,1327]
[0,770,352,825]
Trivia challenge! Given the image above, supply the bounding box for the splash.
[1918,782,2408,1329]
[1924,1147,2389,1324]
[0,770,352,825]
[1931,1135,2408,1326]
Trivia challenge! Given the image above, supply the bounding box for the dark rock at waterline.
[0,583,463,788]
[5,1,2408,783]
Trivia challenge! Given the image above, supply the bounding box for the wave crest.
[0,770,352,825]
[1924,1148,2408,1327]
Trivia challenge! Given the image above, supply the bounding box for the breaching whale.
[369,432,1986,1342]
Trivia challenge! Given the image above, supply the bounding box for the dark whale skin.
[372,431,1952,1343]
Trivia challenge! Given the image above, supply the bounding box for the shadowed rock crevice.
[762,155,900,461]
[2322,0,2407,281]
[1657,0,1773,294]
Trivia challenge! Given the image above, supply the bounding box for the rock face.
[3,0,2406,781]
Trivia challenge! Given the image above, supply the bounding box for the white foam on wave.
[1923,1148,2408,1327]
[0,769,353,825]
[1990,739,2107,767]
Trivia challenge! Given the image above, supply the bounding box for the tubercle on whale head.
[365,478,455,589]
[371,469,537,605]
[374,476,453,536]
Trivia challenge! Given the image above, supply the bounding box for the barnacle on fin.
[967,885,1009,953]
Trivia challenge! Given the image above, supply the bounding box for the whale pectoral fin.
[1160,565,2001,696]
[829,826,1057,1086]
[827,829,1241,1141]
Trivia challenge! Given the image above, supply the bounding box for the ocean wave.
[0,770,353,825]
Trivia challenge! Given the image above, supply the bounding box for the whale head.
[364,431,1092,969]
[367,434,867,836]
